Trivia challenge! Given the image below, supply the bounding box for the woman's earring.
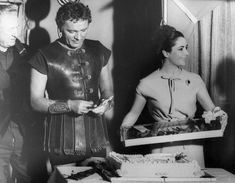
[58,32,62,38]
[57,29,62,38]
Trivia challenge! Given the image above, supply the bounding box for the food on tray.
[121,117,221,140]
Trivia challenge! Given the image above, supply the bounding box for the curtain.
[187,0,235,171]
[167,0,235,172]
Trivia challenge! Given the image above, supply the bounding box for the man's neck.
[57,38,82,51]
[0,45,8,52]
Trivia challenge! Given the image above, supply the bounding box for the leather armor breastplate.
[42,40,103,104]
[40,40,110,156]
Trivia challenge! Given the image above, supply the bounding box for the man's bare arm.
[30,68,94,114]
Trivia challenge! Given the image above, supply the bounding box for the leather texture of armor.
[39,39,111,156]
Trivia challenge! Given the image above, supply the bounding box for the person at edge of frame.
[0,1,33,183]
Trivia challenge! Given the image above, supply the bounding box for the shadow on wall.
[204,57,235,173]
[101,0,162,154]
[23,1,51,182]
[25,0,51,51]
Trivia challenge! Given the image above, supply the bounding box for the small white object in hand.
[202,107,224,124]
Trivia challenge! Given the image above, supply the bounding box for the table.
[47,166,109,183]
[206,168,235,183]
[111,168,235,183]
[47,167,235,183]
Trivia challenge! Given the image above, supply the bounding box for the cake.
[109,152,204,178]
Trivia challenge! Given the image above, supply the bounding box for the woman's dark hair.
[153,25,184,61]
[56,2,92,29]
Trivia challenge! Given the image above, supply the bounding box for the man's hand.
[90,102,108,115]
[68,100,94,114]
[91,96,113,115]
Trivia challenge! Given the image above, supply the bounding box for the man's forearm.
[31,98,71,114]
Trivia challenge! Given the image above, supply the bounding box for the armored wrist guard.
[48,100,71,114]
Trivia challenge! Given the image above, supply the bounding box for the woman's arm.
[196,76,227,133]
[121,93,147,127]
[196,77,215,111]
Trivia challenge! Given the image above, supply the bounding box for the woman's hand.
[216,109,228,134]
[120,125,132,142]
[120,112,140,142]
[202,107,228,134]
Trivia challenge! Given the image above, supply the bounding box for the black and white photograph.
[0,0,235,182]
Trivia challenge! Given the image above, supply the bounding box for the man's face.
[60,19,89,49]
[0,13,18,49]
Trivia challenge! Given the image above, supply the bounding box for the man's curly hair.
[56,2,92,29]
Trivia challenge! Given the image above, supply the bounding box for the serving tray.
[122,118,224,147]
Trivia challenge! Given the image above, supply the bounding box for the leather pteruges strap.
[74,116,86,155]
[88,115,109,153]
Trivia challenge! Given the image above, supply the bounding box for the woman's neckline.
[159,66,183,78]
